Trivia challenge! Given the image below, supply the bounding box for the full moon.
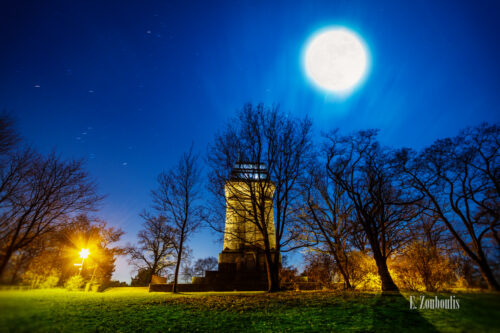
[304,27,369,94]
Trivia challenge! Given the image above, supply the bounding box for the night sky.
[1,0,499,282]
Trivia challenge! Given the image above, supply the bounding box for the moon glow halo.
[304,27,369,95]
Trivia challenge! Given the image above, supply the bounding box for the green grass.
[0,288,498,332]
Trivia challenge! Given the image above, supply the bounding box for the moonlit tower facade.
[186,162,278,290]
[218,163,277,277]
[222,163,276,251]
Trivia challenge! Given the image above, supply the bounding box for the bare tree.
[324,130,421,292]
[127,213,176,280]
[298,160,355,289]
[0,152,101,278]
[0,113,20,156]
[193,256,218,276]
[152,147,202,293]
[0,149,34,219]
[396,123,500,290]
[302,250,336,286]
[183,256,218,280]
[207,103,312,292]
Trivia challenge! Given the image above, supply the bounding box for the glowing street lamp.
[77,248,90,275]
[79,248,90,260]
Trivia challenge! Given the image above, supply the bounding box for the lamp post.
[78,248,90,275]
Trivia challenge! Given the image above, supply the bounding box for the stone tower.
[222,163,276,250]
[190,162,278,290]
[218,163,276,276]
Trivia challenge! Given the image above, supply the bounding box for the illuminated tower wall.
[222,180,276,251]
[218,163,277,275]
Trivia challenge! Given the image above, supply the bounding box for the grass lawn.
[0,288,499,332]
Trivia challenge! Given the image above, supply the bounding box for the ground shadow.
[369,291,438,332]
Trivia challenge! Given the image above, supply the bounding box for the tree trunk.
[372,247,398,292]
[327,242,353,290]
[361,221,399,292]
[375,259,398,292]
[337,261,353,290]
[0,247,14,280]
[478,258,500,291]
[313,211,353,289]
[264,250,280,292]
[269,263,280,292]
[172,237,184,293]
[440,213,500,291]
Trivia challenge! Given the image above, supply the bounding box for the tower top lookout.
[230,162,269,181]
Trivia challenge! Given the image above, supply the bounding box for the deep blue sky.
[1,0,499,282]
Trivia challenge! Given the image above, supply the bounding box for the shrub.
[302,252,335,287]
[390,241,455,291]
[65,275,85,291]
[346,251,381,290]
[39,275,59,289]
[131,268,153,286]
[22,269,60,289]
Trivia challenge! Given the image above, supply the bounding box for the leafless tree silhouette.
[152,147,203,293]
[396,123,500,290]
